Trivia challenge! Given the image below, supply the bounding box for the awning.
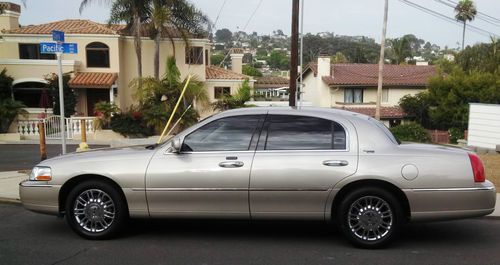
[68,72,118,89]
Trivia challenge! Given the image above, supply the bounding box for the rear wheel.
[336,187,403,248]
[65,181,127,239]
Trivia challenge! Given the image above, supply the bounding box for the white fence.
[17,116,95,139]
[468,103,500,150]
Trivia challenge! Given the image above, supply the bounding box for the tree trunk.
[462,21,466,50]
[154,29,161,80]
[376,0,388,121]
[134,13,143,85]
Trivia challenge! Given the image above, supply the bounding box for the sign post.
[56,50,66,154]
[40,31,78,154]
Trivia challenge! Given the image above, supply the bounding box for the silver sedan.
[20,107,496,248]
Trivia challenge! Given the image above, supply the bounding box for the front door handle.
[323,160,349,167]
[219,161,244,168]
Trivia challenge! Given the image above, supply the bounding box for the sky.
[8,0,500,48]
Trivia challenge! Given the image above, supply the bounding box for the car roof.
[217,106,372,123]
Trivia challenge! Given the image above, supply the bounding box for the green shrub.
[448,127,464,144]
[390,123,431,143]
[110,111,153,138]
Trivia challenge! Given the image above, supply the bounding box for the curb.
[0,197,21,205]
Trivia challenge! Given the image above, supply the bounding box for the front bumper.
[404,181,496,222]
[19,180,61,216]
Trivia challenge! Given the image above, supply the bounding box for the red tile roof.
[68,72,118,89]
[338,106,406,119]
[6,19,206,39]
[8,19,123,35]
[305,63,436,87]
[255,76,289,88]
[206,66,250,80]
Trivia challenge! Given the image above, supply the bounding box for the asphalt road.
[0,144,108,171]
[1,203,499,265]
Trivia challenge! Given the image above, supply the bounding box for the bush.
[110,111,153,138]
[448,127,464,144]
[93,101,119,129]
[390,123,431,143]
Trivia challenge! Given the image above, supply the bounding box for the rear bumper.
[19,180,61,216]
[404,181,496,222]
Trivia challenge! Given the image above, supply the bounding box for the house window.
[19,44,56,60]
[214,87,231,99]
[186,47,203,64]
[86,42,110,68]
[344,88,363,103]
[382,88,389,103]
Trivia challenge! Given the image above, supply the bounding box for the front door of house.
[86,88,109,116]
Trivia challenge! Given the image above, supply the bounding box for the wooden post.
[80,119,87,143]
[288,0,299,107]
[38,122,47,161]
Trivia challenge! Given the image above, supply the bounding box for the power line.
[213,0,227,30]
[435,0,500,28]
[218,0,264,67]
[398,0,499,38]
[445,0,500,24]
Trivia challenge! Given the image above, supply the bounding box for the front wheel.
[65,181,127,239]
[336,187,403,248]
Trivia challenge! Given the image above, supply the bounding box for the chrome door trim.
[411,187,495,192]
[137,188,329,192]
[218,161,244,168]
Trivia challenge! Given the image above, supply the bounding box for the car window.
[182,115,261,152]
[264,115,346,150]
[369,118,400,145]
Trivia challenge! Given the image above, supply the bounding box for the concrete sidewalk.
[1,170,499,218]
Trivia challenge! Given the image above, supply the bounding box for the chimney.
[317,55,331,78]
[0,2,21,32]
[230,48,244,74]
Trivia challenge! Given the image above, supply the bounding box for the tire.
[65,180,127,239]
[335,186,403,249]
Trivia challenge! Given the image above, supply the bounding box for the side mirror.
[171,138,182,153]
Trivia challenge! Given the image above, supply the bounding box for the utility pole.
[375,0,388,120]
[289,0,299,107]
[298,0,305,108]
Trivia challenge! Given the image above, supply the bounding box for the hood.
[38,145,155,166]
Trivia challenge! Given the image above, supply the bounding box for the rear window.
[264,115,347,150]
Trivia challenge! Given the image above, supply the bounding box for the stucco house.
[0,2,251,123]
[302,56,437,127]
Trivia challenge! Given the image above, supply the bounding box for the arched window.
[86,42,110,68]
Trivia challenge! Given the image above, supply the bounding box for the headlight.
[29,166,52,181]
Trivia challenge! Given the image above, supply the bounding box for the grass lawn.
[479,154,500,189]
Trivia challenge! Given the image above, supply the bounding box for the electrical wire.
[435,0,500,28]
[398,0,499,38]
[445,0,500,24]
[218,0,264,67]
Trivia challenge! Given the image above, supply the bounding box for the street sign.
[52,30,65,43]
[40,42,78,54]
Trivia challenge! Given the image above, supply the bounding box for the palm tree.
[455,0,477,50]
[132,56,209,133]
[80,0,150,82]
[390,37,411,64]
[148,0,210,80]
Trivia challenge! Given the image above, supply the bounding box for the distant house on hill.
[302,56,437,127]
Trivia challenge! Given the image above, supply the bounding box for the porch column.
[110,84,116,104]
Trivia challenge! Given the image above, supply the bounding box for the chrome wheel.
[347,196,393,241]
[73,189,116,233]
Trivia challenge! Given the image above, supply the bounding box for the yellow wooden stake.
[157,75,192,144]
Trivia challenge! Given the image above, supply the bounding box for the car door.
[249,112,358,219]
[146,114,265,218]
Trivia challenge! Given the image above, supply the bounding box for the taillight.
[468,153,485,183]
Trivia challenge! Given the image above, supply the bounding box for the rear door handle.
[219,161,244,168]
[323,160,349,167]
